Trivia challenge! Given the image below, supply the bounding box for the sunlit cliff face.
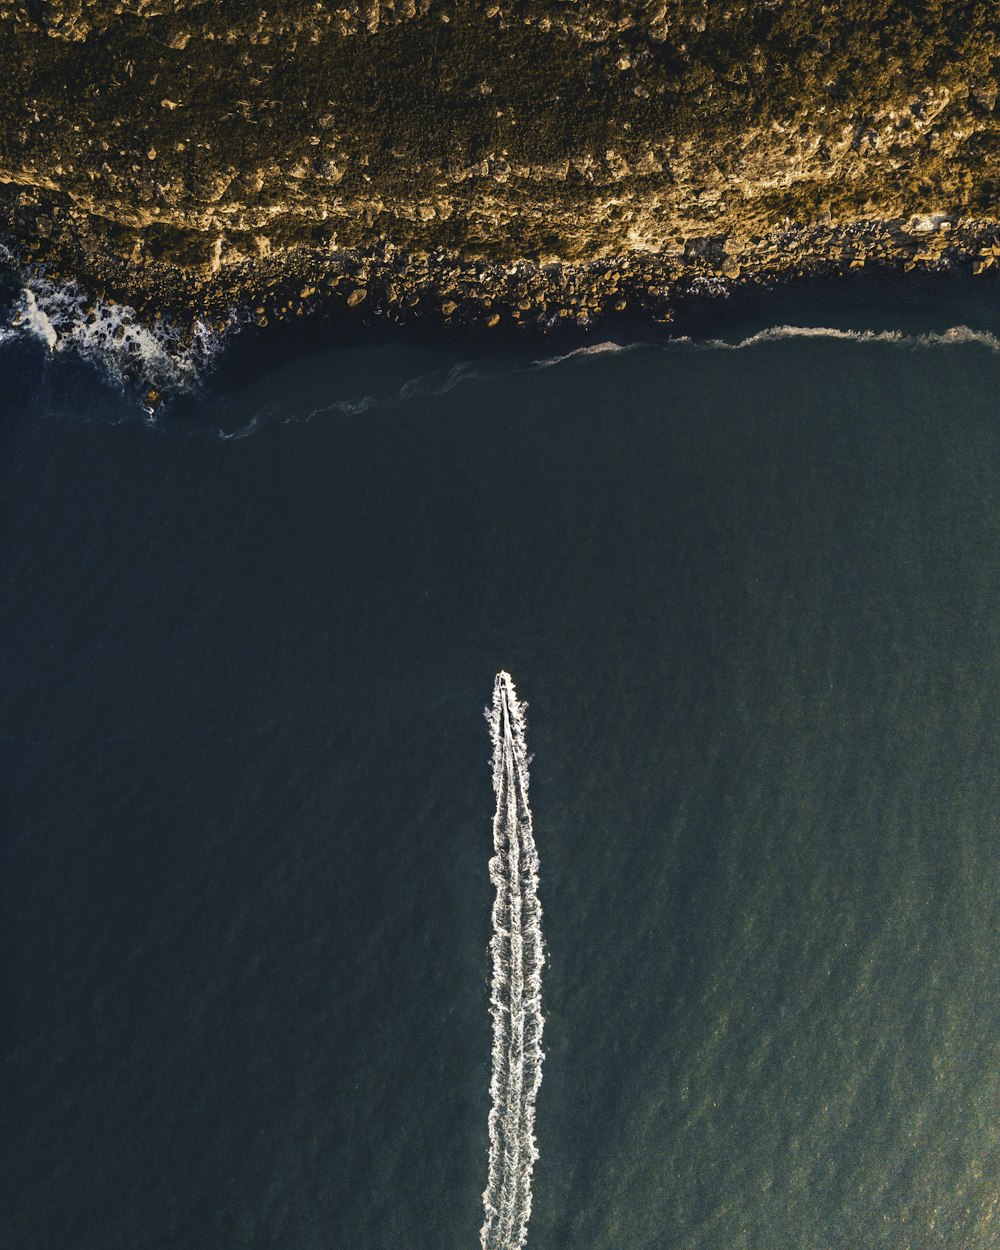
[0,0,996,313]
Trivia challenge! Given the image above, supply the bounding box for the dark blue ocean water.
[3,285,1000,1249]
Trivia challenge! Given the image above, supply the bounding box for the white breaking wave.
[398,360,486,401]
[16,288,58,350]
[528,322,1000,373]
[216,414,263,441]
[293,358,518,427]
[482,672,544,1250]
[699,323,1000,352]
[0,247,231,392]
[11,279,228,390]
[533,339,642,369]
[248,318,1000,436]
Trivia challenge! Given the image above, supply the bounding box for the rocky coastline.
[0,0,997,375]
[4,192,998,340]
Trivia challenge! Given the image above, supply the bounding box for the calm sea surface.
[3,284,1000,1249]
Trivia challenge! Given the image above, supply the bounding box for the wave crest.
[0,248,231,393]
[701,323,1000,352]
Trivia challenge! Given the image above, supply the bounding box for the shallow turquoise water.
[3,297,1000,1249]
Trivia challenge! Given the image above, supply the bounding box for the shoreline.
[6,211,999,338]
[2,219,999,411]
[3,0,996,408]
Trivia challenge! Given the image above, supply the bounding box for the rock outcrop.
[0,0,997,329]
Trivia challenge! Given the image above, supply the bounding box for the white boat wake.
[481,672,544,1250]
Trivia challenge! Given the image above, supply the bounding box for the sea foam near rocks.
[0,249,233,394]
[706,324,1000,352]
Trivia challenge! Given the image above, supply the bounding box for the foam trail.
[700,323,1000,352]
[481,672,544,1250]
[532,339,642,369]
